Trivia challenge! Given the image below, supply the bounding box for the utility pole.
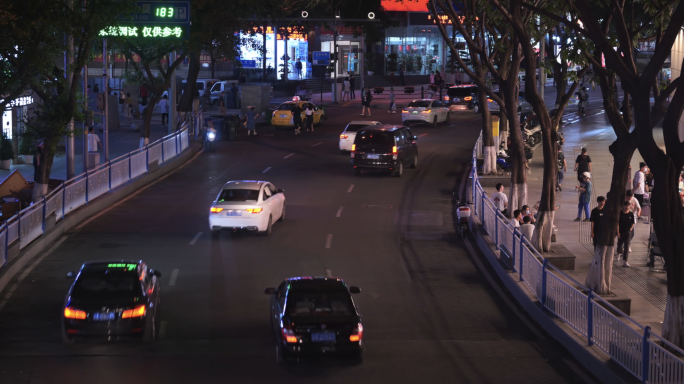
[539,31,545,101]
[169,51,177,133]
[332,22,338,104]
[83,0,88,173]
[65,0,75,179]
[360,34,365,94]
[262,27,267,81]
[103,38,109,162]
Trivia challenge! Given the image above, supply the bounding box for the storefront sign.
[312,51,330,66]
[381,0,428,12]
[278,27,307,41]
[120,2,190,24]
[92,53,141,63]
[98,25,187,39]
[1,96,33,109]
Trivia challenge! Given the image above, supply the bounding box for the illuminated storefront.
[240,27,309,79]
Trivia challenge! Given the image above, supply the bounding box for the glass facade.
[240,29,309,79]
[384,26,448,75]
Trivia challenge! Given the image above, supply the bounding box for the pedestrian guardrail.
[0,128,190,267]
[470,139,684,384]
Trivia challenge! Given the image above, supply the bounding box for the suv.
[351,125,418,177]
[445,85,479,113]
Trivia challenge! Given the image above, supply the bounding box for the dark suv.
[351,125,418,177]
[445,85,479,113]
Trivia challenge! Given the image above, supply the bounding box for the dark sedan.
[62,260,161,343]
[265,277,363,363]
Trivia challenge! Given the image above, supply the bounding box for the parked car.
[209,80,239,105]
[351,125,418,177]
[487,91,533,115]
[182,79,219,98]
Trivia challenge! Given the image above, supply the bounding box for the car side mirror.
[277,189,284,193]
[66,271,75,279]
[150,269,162,278]
[349,286,361,294]
[264,287,276,294]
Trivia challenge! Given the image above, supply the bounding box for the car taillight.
[281,325,298,343]
[246,208,263,213]
[421,109,432,113]
[401,110,408,113]
[350,323,363,342]
[210,207,224,213]
[64,307,86,319]
[444,96,450,101]
[392,146,397,154]
[351,144,356,151]
[464,96,472,101]
[340,134,348,139]
[122,305,146,319]
[487,99,493,103]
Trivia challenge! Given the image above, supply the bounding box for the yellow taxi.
[271,97,326,129]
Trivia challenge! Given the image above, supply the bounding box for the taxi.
[271,96,326,129]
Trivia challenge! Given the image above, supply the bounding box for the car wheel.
[260,216,273,236]
[432,116,438,127]
[61,326,75,344]
[473,104,479,114]
[394,162,403,177]
[143,314,156,343]
[411,154,418,168]
[277,206,285,222]
[354,168,361,175]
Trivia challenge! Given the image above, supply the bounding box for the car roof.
[347,121,382,125]
[223,180,266,190]
[449,84,477,88]
[285,277,349,292]
[80,261,143,273]
[357,124,404,132]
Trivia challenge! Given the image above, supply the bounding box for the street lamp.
[368,12,375,19]
[335,10,340,18]
[301,11,308,18]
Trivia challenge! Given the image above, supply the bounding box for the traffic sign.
[312,51,330,66]
[120,2,191,24]
[239,60,257,68]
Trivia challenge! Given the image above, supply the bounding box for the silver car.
[487,91,533,115]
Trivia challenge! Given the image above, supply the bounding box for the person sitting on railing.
[511,209,521,229]
[520,216,535,239]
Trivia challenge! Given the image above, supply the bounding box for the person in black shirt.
[590,196,606,249]
[291,104,304,135]
[349,74,356,100]
[574,147,592,182]
[617,201,635,267]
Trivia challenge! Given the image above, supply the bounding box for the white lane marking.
[283,153,295,159]
[347,184,354,193]
[169,269,179,286]
[0,236,68,313]
[262,167,272,173]
[325,234,333,249]
[159,321,168,339]
[311,142,324,147]
[189,232,202,245]
[75,149,203,230]
[418,133,428,137]
[336,206,344,218]
[325,269,333,277]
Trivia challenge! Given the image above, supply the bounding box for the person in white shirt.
[157,95,169,127]
[343,78,351,101]
[632,162,647,210]
[511,209,521,228]
[491,183,509,215]
[520,216,535,239]
[87,126,101,152]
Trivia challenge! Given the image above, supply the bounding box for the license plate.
[412,111,418,115]
[311,332,336,342]
[279,114,287,118]
[93,312,115,321]
[226,211,242,216]
[367,154,380,159]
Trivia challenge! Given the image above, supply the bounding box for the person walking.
[32,142,44,181]
[119,91,126,113]
[87,126,102,153]
[245,106,257,136]
[429,71,435,85]
[434,71,443,87]
[590,196,606,249]
[623,190,641,253]
[305,103,314,132]
[578,87,588,113]
[157,95,169,128]
[125,93,132,121]
[292,103,304,135]
[230,83,239,109]
[491,183,509,216]
[633,162,647,209]
[617,201,635,267]
[343,78,351,101]
[557,146,567,191]
[388,88,396,113]
[361,88,372,116]
[219,91,226,115]
[575,172,592,221]
[574,147,592,182]
[295,59,303,79]
[349,74,356,99]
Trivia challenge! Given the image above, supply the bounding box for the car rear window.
[72,272,142,299]
[355,131,394,144]
[407,101,431,108]
[287,293,353,317]
[447,87,476,97]
[218,189,259,202]
[344,124,372,132]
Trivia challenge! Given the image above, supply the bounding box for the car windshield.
[287,293,354,317]
[277,104,300,111]
[447,87,476,97]
[218,189,259,202]
[355,131,393,145]
[72,271,142,299]
[344,124,373,132]
[407,101,431,108]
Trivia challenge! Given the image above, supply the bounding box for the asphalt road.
[0,106,594,383]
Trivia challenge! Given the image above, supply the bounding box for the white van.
[209,80,240,105]
[181,79,220,98]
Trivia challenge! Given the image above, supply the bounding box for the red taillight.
[281,326,298,343]
[340,134,348,139]
[210,207,224,213]
[350,323,363,342]
[392,146,397,154]
[421,109,432,113]
[444,96,450,101]
[464,96,472,101]
[122,305,146,319]
[351,144,356,152]
[64,307,86,319]
[487,98,493,103]
[401,110,408,113]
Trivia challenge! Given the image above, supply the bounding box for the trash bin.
[226,114,240,141]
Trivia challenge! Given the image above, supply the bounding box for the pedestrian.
[343,78,350,101]
[219,91,226,115]
[491,183,509,216]
[305,103,314,132]
[125,93,132,121]
[557,146,567,191]
[245,106,257,136]
[511,210,522,229]
[93,83,99,93]
[623,190,641,253]
[87,126,102,153]
[578,86,588,113]
[521,205,536,224]
[388,88,396,113]
[119,91,126,113]
[140,86,148,106]
[292,103,304,135]
[349,74,356,99]
[633,162,647,209]
[573,147,592,182]
[399,65,405,86]
[361,88,372,116]
[230,83,239,109]
[590,196,606,249]
[429,71,435,85]
[434,71,443,87]
[575,172,592,221]
[157,95,169,127]
[520,216,535,239]
[617,201,635,267]
[32,142,44,181]
[295,59,303,79]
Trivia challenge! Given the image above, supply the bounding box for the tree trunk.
[480,91,496,175]
[553,65,566,109]
[500,74,527,214]
[530,125,557,252]
[178,51,200,113]
[140,94,160,144]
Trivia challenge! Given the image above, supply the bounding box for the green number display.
[155,7,174,18]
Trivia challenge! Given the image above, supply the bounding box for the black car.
[351,125,418,177]
[265,277,363,363]
[445,85,479,113]
[62,260,161,343]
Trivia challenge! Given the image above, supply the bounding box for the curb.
[0,142,203,297]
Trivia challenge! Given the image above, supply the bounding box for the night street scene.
[1,0,684,383]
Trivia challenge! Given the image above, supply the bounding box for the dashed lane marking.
[347,184,354,193]
[325,234,333,249]
[189,232,202,245]
[159,321,168,339]
[418,133,428,137]
[169,269,179,287]
[262,167,271,173]
[311,142,324,147]
[284,153,294,159]
[325,269,333,277]
[336,206,344,218]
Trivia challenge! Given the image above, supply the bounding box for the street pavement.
[0,106,594,383]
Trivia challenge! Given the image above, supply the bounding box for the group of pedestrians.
[291,102,315,135]
[341,75,356,101]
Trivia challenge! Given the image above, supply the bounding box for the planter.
[21,155,33,165]
[404,87,415,94]
[367,71,374,76]
[374,87,384,95]
[0,159,11,170]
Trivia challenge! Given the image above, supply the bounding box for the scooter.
[456,203,471,238]
[522,123,542,146]
[204,127,217,151]
[496,150,514,172]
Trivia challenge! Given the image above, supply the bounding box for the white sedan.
[401,99,450,127]
[208,180,285,236]
[339,120,382,153]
